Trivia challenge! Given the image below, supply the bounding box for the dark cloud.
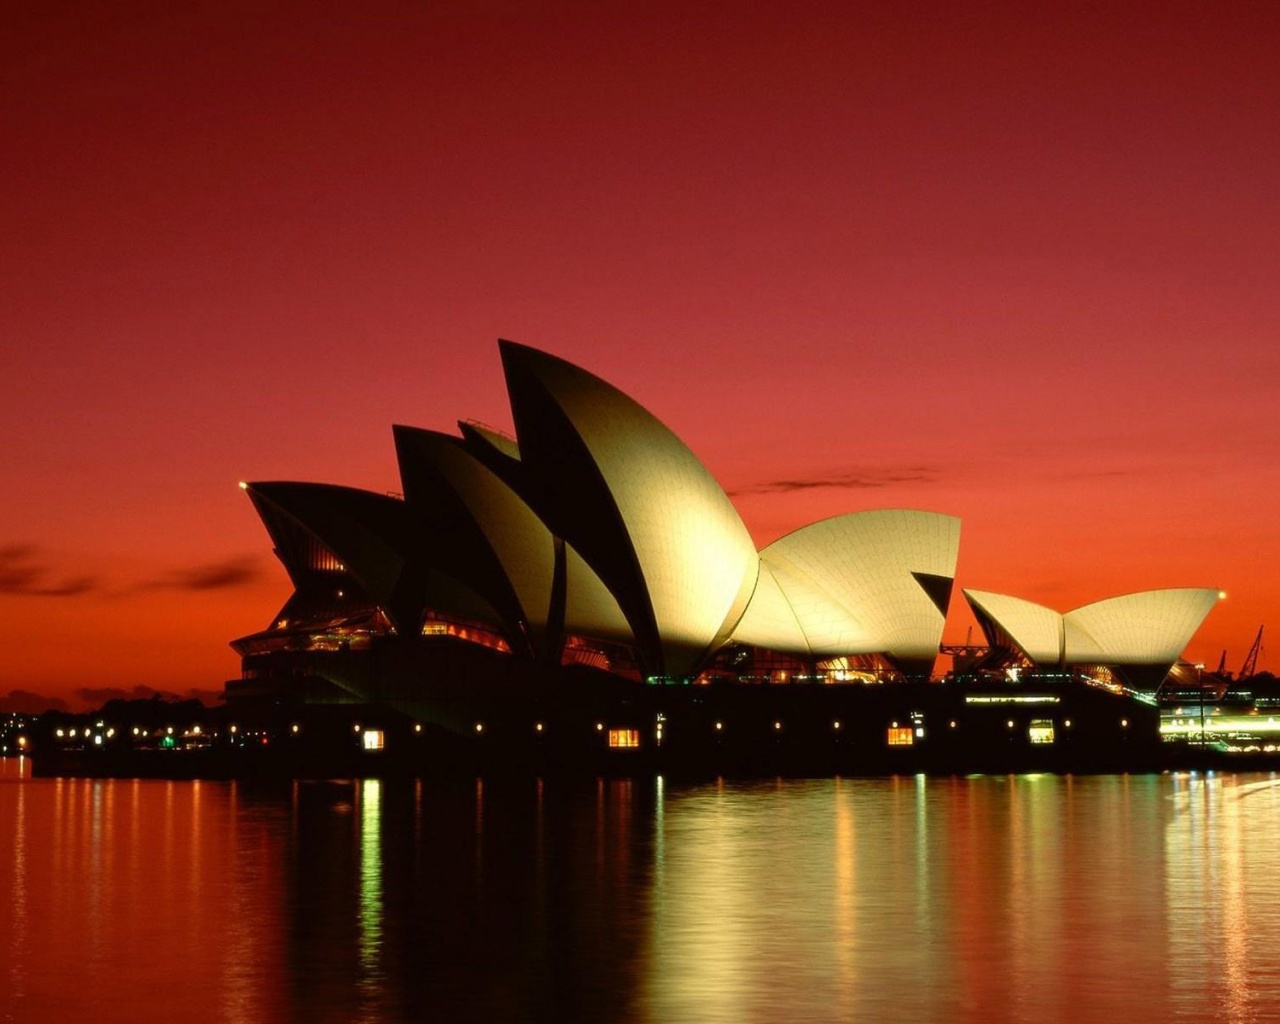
[183,688,225,706]
[0,689,71,714]
[0,548,263,601]
[731,467,937,496]
[0,545,98,597]
[141,555,262,592]
[72,685,223,710]
[74,685,181,705]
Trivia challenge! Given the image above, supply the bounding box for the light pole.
[1196,662,1206,747]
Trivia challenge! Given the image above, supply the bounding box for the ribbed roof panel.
[500,341,758,676]
[758,510,960,661]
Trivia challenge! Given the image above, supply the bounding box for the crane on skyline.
[1240,625,1265,680]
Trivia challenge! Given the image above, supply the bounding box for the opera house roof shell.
[239,340,1218,681]
[963,588,1222,671]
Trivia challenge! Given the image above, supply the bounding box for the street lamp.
[1196,663,1206,747]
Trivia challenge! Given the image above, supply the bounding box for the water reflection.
[5,761,1280,1023]
[1164,774,1280,1024]
[0,760,290,1024]
[641,775,1274,1023]
[358,778,384,1018]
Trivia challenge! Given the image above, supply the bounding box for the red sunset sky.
[3,1,1278,708]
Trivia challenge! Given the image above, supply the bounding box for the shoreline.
[20,745,1279,781]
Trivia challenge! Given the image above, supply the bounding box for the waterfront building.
[227,340,1221,765]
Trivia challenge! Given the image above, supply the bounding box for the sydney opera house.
[228,341,1224,770]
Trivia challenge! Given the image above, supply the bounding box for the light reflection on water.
[4,756,1280,1024]
[358,778,385,1021]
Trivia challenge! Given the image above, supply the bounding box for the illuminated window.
[1029,719,1055,745]
[887,727,914,747]
[608,729,640,749]
[362,729,385,751]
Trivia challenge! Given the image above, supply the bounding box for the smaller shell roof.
[1066,589,1222,665]
[963,590,1062,664]
[244,481,421,634]
[735,509,960,663]
[963,587,1223,667]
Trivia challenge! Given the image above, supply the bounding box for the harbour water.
[4,756,1280,1023]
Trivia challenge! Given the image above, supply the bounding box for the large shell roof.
[498,341,759,676]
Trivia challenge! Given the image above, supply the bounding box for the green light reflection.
[358,779,383,981]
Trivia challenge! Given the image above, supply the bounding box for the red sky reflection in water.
[2,1,1278,702]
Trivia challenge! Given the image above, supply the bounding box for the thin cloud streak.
[139,556,263,592]
[0,547,264,598]
[0,545,98,597]
[731,467,938,496]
